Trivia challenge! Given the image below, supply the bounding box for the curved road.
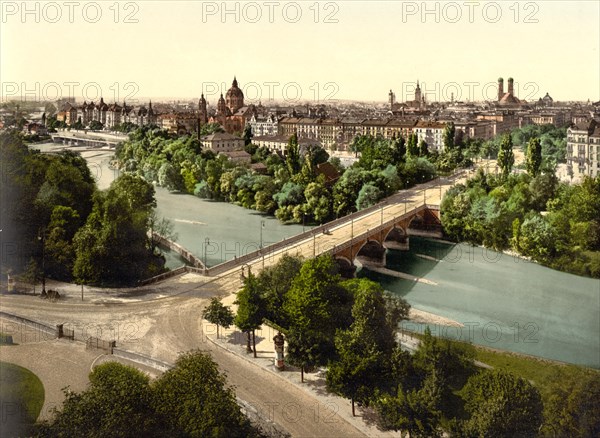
[0,275,365,437]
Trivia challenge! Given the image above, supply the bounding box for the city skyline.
[1,1,599,104]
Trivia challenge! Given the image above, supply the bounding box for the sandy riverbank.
[409,308,464,328]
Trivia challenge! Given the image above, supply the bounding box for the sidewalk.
[203,293,398,438]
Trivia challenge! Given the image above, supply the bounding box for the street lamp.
[38,228,46,295]
[259,220,265,249]
[203,237,210,275]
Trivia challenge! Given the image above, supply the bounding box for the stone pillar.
[273,332,285,371]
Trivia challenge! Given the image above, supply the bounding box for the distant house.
[250,162,268,174]
[200,132,245,153]
[23,122,48,136]
[220,150,251,165]
[316,162,340,186]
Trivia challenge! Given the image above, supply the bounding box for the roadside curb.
[202,319,391,438]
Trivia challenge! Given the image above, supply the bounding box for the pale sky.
[1,1,599,105]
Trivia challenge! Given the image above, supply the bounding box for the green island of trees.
[114,123,479,226]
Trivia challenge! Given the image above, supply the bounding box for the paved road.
[0,276,365,437]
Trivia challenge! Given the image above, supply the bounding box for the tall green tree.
[443,122,455,151]
[284,255,352,379]
[497,133,515,179]
[258,254,303,327]
[73,174,164,285]
[234,270,266,357]
[376,373,443,438]
[152,350,260,437]
[286,133,301,176]
[418,139,429,157]
[407,133,420,157]
[327,279,401,415]
[526,137,542,177]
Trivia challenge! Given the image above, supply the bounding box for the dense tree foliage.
[326,279,404,415]
[36,362,156,437]
[441,170,600,277]
[115,128,451,226]
[257,254,303,327]
[374,327,474,436]
[73,174,166,285]
[454,369,543,437]
[541,371,600,437]
[36,352,261,437]
[0,130,167,286]
[284,255,353,377]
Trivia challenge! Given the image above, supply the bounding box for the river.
[35,144,600,368]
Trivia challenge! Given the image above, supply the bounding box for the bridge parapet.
[204,171,470,277]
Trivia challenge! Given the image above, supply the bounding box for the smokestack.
[508,77,514,95]
[498,77,504,101]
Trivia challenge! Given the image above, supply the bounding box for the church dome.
[226,77,244,100]
[225,77,244,114]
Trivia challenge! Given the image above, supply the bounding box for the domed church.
[206,77,257,135]
[225,77,244,114]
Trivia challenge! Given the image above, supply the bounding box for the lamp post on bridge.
[203,237,210,275]
[259,220,265,249]
[37,228,46,295]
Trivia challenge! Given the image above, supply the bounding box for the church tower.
[415,81,422,105]
[389,89,395,109]
[217,93,228,116]
[198,94,208,125]
[498,77,504,101]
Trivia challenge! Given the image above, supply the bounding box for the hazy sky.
[1,1,599,105]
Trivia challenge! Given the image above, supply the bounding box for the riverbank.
[409,308,464,328]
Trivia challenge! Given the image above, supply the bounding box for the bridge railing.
[207,173,463,277]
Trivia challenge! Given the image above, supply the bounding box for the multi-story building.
[200,132,245,153]
[247,113,280,136]
[476,110,520,136]
[453,120,495,141]
[252,134,321,156]
[567,119,600,180]
[414,121,446,152]
[56,102,77,125]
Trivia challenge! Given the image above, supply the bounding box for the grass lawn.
[471,345,599,401]
[0,361,45,437]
